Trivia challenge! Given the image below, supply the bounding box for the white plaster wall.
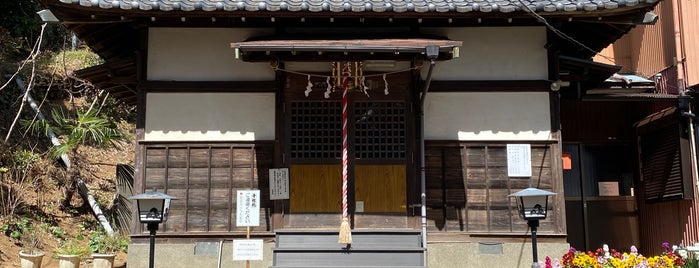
[148,28,275,81]
[145,93,275,141]
[425,92,551,141]
[421,27,548,80]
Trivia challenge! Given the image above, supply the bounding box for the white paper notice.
[269,168,290,200]
[507,144,532,177]
[236,190,260,227]
[233,239,264,260]
[598,182,620,196]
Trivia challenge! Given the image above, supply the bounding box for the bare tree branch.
[4,23,47,142]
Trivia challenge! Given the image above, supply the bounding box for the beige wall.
[148,28,275,81]
[427,241,569,268]
[148,27,547,82]
[127,241,275,268]
[422,27,549,80]
[424,92,552,140]
[144,93,275,141]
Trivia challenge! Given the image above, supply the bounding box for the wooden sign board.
[236,190,260,227]
[233,239,263,261]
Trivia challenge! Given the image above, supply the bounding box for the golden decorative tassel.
[338,217,352,244]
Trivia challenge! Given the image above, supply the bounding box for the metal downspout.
[419,58,437,259]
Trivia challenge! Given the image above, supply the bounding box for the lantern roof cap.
[129,188,178,200]
[507,187,556,198]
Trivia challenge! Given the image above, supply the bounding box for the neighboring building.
[41,0,671,267]
[594,0,699,94]
[589,0,699,255]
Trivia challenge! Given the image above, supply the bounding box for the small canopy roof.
[231,38,463,62]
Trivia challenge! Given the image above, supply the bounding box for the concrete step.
[271,266,427,268]
[273,250,425,267]
[272,230,425,267]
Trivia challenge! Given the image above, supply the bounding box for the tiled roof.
[57,0,658,14]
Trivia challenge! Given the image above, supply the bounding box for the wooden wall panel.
[145,148,166,168]
[425,142,562,234]
[489,209,512,232]
[468,210,488,232]
[289,164,341,213]
[165,188,187,232]
[187,188,208,232]
[144,168,166,184]
[444,207,465,231]
[168,148,188,168]
[211,148,230,167]
[141,143,273,235]
[189,168,209,187]
[210,187,231,232]
[189,148,209,167]
[211,168,229,185]
[355,165,407,213]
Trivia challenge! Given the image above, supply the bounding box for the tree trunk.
[15,77,114,235]
[77,179,114,235]
[61,169,77,208]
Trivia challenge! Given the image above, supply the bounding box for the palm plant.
[32,108,125,161]
[23,103,127,234]
[108,164,133,234]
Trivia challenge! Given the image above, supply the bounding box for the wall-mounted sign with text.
[269,168,290,200]
[506,144,532,177]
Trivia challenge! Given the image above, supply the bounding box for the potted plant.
[54,238,89,268]
[19,228,45,268]
[88,231,127,268]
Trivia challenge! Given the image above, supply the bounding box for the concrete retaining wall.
[127,240,569,268]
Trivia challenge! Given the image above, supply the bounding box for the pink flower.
[630,245,638,254]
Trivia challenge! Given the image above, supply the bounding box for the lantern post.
[130,188,177,268]
[507,187,556,268]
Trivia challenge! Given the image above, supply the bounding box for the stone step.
[273,250,425,267]
[273,229,425,267]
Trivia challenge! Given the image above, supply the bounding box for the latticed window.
[289,101,342,159]
[354,101,406,159]
[289,100,407,160]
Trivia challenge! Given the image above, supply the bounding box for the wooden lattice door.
[286,98,410,227]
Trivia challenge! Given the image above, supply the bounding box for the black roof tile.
[56,0,659,13]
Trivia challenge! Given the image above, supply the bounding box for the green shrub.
[55,237,88,258]
[88,230,129,254]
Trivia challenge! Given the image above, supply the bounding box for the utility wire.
[513,0,616,62]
